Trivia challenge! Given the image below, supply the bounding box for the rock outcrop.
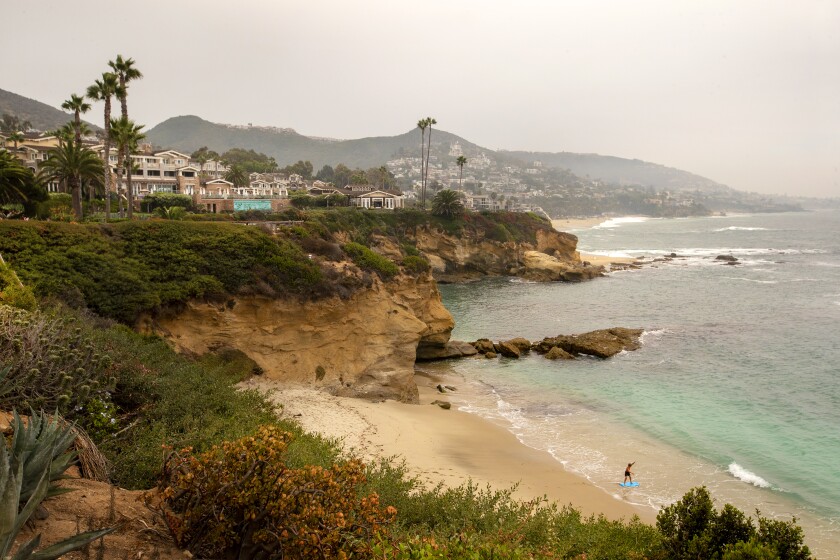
[140,271,454,403]
[521,251,605,282]
[533,328,644,359]
[410,224,593,283]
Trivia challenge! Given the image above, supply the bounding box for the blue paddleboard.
[619,481,639,487]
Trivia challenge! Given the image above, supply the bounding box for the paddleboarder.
[624,462,635,483]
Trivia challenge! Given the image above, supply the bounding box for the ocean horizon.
[423,209,840,558]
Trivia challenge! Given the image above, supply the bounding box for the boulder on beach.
[431,400,451,410]
[416,340,479,361]
[533,327,644,359]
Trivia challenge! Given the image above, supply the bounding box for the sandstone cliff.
[140,270,454,403]
[408,224,603,282]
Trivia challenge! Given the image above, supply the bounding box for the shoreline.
[551,217,639,267]
[242,375,657,525]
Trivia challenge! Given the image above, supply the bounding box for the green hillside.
[0,88,99,132]
[503,150,730,193]
[146,115,497,169]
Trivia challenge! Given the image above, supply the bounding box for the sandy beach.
[241,374,657,524]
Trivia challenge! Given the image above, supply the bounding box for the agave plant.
[0,410,113,559]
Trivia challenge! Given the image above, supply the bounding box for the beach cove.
[249,210,840,558]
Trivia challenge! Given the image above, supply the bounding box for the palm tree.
[456,155,467,189]
[108,55,143,119]
[424,117,437,207]
[61,94,91,145]
[225,164,248,189]
[431,189,464,218]
[110,116,145,219]
[41,140,103,220]
[417,119,427,206]
[87,72,121,219]
[8,131,24,149]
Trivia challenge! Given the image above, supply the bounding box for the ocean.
[421,210,840,557]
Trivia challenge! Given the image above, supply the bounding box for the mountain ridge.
[1,86,727,193]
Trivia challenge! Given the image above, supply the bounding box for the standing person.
[624,462,635,483]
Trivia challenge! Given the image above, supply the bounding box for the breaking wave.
[728,463,771,488]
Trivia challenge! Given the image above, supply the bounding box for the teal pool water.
[430,210,840,557]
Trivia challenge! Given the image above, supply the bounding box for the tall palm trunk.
[419,127,425,207]
[126,154,134,219]
[425,125,433,206]
[103,100,113,220]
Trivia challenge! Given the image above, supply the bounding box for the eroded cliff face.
[408,224,601,282]
[139,271,453,403]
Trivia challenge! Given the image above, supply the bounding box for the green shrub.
[0,306,116,419]
[657,487,812,560]
[142,193,195,211]
[149,425,395,559]
[0,260,36,311]
[402,255,430,274]
[0,221,328,323]
[343,242,399,279]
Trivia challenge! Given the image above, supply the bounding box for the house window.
[147,170,161,176]
[182,171,195,177]
[164,171,176,177]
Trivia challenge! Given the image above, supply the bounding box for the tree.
[87,72,121,219]
[431,188,464,218]
[108,54,142,120]
[40,140,103,220]
[333,163,352,187]
[0,150,48,216]
[110,116,145,219]
[0,114,31,135]
[457,155,467,188]
[191,146,212,177]
[61,93,91,145]
[62,93,93,203]
[315,164,335,183]
[417,119,427,205]
[224,164,248,188]
[424,117,437,207]
[8,131,24,149]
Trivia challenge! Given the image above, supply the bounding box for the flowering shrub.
[150,425,395,559]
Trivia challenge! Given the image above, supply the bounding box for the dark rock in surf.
[533,327,644,359]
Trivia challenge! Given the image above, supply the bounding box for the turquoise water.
[428,210,840,557]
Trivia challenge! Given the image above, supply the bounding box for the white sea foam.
[723,277,779,284]
[593,216,651,229]
[728,462,771,488]
[714,226,770,232]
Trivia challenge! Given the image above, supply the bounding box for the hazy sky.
[3,0,839,197]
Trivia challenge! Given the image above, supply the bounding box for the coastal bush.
[656,486,811,559]
[344,241,399,279]
[142,192,195,211]
[0,260,36,310]
[0,221,329,323]
[150,425,396,559]
[402,255,430,274]
[0,305,116,420]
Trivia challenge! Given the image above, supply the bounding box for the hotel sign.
[233,200,271,211]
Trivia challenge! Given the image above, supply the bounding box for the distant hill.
[145,115,496,170]
[502,150,730,193]
[148,116,727,192]
[0,88,99,132]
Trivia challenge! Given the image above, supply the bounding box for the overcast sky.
[3,0,839,197]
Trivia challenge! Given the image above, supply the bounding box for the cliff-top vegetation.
[0,209,553,324]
